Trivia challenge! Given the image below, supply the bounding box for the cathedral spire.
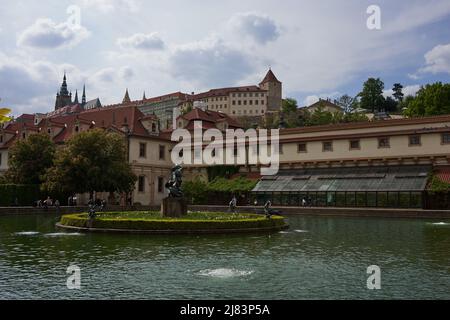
[74,90,79,104]
[143,91,147,100]
[82,84,86,104]
[123,88,131,104]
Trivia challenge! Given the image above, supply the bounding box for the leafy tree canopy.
[359,78,385,113]
[403,82,450,117]
[42,129,136,195]
[6,133,56,185]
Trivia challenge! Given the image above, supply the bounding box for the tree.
[282,98,298,114]
[6,133,56,185]
[42,129,136,196]
[404,82,450,117]
[306,107,335,126]
[399,95,415,113]
[335,95,357,113]
[359,78,385,113]
[392,83,404,102]
[0,107,12,123]
[383,96,398,113]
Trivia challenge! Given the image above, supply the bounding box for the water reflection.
[0,214,449,299]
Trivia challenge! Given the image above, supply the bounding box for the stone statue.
[165,164,183,198]
[88,199,97,219]
[162,165,187,217]
[264,200,272,219]
[229,196,237,214]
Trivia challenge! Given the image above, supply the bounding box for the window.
[159,145,165,160]
[323,141,333,152]
[139,143,147,158]
[232,100,236,105]
[349,140,360,150]
[0,135,3,143]
[378,137,390,148]
[22,132,26,139]
[75,125,79,133]
[298,143,307,153]
[255,100,259,105]
[152,123,157,132]
[238,100,242,105]
[442,133,450,144]
[409,135,421,146]
[158,177,164,193]
[261,100,265,105]
[249,100,253,105]
[138,176,145,192]
[244,100,247,105]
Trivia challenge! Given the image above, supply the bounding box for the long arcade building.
[2,104,450,208]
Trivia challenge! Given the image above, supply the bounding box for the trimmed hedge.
[59,211,287,231]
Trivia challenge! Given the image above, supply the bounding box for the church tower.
[259,69,282,112]
[123,89,131,104]
[55,73,73,110]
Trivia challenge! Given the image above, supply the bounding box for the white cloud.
[168,37,257,88]
[17,18,90,49]
[117,33,165,51]
[93,66,134,84]
[228,12,280,45]
[418,43,450,75]
[80,0,140,13]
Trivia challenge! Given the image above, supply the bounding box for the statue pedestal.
[161,197,188,218]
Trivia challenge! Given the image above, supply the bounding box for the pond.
[0,213,449,299]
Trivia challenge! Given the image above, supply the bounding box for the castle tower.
[259,69,282,112]
[55,73,73,110]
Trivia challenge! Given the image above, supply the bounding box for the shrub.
[60,211,287,231]
[0,184,41,206]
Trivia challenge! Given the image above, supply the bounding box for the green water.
[0,213,449,299]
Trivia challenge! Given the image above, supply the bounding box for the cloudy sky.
[1,0,450,115]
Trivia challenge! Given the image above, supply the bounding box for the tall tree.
[335,95,357,113]
[6,133,56,185]
[383,96,398,113]
[282,98,298,114]
[42,129,136,196]
[359,78,385,113]
[392,83,404,102]
[404,82,450,117]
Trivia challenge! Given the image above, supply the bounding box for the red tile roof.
[179,108,242,129]
[259,69,281,84]
[435,166,450,184]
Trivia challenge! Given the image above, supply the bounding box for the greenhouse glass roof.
[252,166,431,192]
